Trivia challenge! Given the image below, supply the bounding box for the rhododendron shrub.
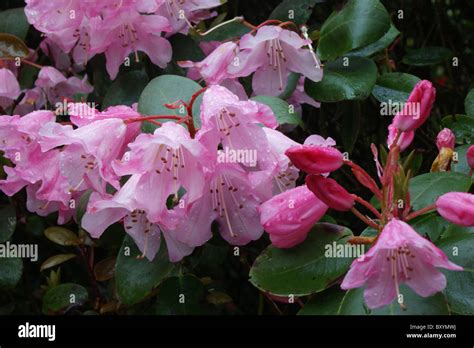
[0,0,473,317]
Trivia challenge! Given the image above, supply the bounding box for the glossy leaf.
[0,205,16,243]
[305,56,377,102]
[249,223,354,296]
[44,227,81,246]
[0,257,23,289]
[0,8,30,39]
[40,254,77,272]
[347,24,400,57]
[251,95,302,126]
[317,0,390,61]
[372,72,420,104]
[402,46,453,66]
[269,0,323,25]
[102,70,149,108]
[42,283,89,314]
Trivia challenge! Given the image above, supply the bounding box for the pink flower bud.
[285,145,344,175]
[387,124,414,152]
[436,128,455,150]
[436,192,474,227]
[392,80,436,132]
[258,185,328,248]
[467,145,474,169]
[305,175,354,211]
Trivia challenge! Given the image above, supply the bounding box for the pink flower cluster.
[25,0,222,79]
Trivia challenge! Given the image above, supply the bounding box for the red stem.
[124,115,183,124]
[350,207,380,230]
[405,204,436,221]
[186,87,207,138]
[353,195,382,219]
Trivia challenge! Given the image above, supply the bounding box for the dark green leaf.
[170,33,204,62]
[372,72,420,104]
[409,172,472,211]
[115,235,177,306]
[42,283,88,314]
[305,56,377,102]
[251,95,302,126]
[0,205,16,243]
[155,275,210,315]
[437,234,474,314]
[452,145,471,175]
[102,70,149,108]
[0,8,30,39]
[465,88,474,116]
[402,46,453,66]
[138,74,203,132]
[317,0,390,61]
[409,213,448,242]
[278,72,300,100]
[347,24,400,57]
[269,0,323,25]
[0,257,22,289]
[249,223,354,296]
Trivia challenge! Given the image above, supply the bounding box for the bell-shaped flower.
[228,25,323,96]
[436,192,474,227]
[341,219,463,309]
[0,68,21,110]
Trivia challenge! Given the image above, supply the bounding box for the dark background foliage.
[0,0,473,315]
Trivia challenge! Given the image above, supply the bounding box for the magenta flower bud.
[285,145,344,175]
[392,80,436,132]
[387,124,414,152]
[436,192,474,227]
[258,185,328,248]
[436,128,455,150]
[305,175,354,211]
[467,145,474,169]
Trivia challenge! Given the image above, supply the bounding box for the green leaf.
[44,227,81,246]
[199,21,250,42]
[249,223,354,296]
[409,213,448,242]
[42,283,88,314]
[138,74,203,132]
[465,88,474,116]
[115,235,177,306]
[155,275,210,315]
[317,0,390,61]
[338,286,450,315]
[442,114,474,144]
[0,257,22,289]
[0,33,29,59]
[278,72,300,100]
[0,8,30,39]
[0,205,16,243]
[453,145,471,175]
[76,189,93,228]
[409,172,472,211]
[269,0,323,25]
[102,70,149,108]
[437,234,474,314]
[372,72,420,104]
[300,284,450,315]
[40,254,77,272]
[305,56,377,102]
[251,95,302,126]
[347,24,400,57]
[402,46,453,66]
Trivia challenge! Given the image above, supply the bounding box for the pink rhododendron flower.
[387,123,414,151]
[306,175,354,212]
[392,80,436,132]
[341,219,463,309]
[285,144,343,175]
[35,67,93,105]
[155,0,222,34]
[179,41,237,85]
[89,8,173,79]
[436,192,474,227]
[0,68,21,109]
[287,76,320,112]
[113,122,209,222]
[436,128,455,150]
[13,87,46,116]
[39,118,129,192]
[172,162,267,247]
[258,185,328,248]
[228,26,323,96]
[197,85,278,175]
[81,175,192,262]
